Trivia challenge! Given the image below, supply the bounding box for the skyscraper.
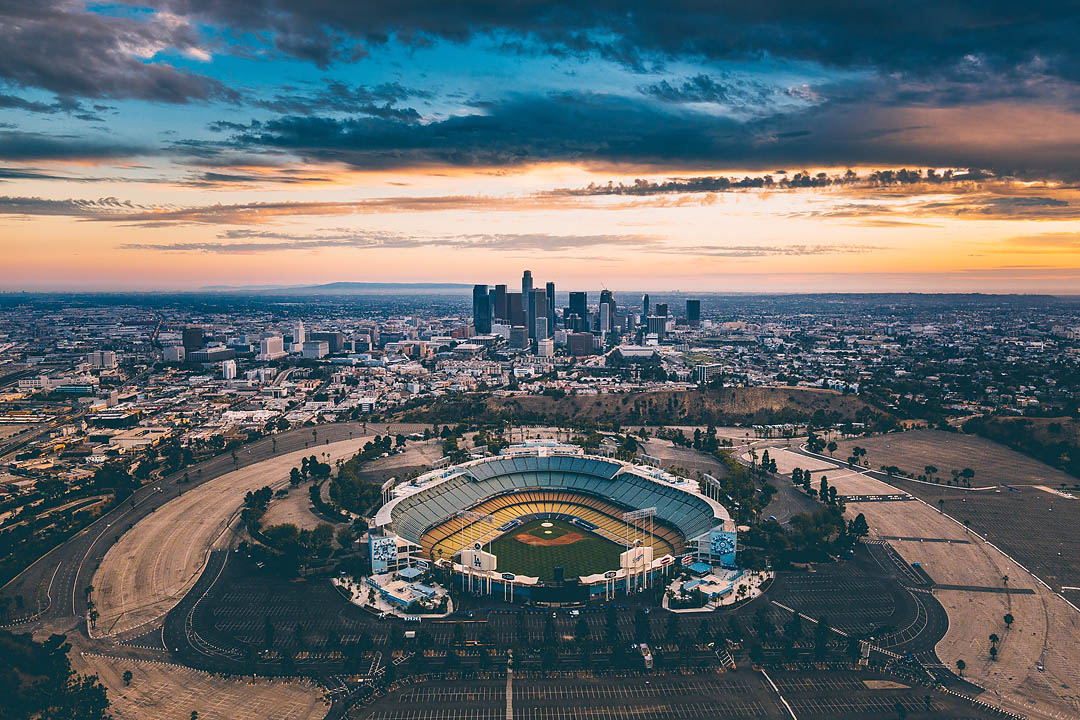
[522,270,534,337]
[545,281,555,331]
[472,284,492,334]
[655,303,669,317]
[493,284,508,321]
[507,292,525,327]
[642,293,650,317]
[686,299,701,327]
[182,327,204,352]
[599,289,616,334]
[569,291,587,321]
[531,288,548,339]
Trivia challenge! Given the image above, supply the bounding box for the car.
[1036,661,1045,672]
[569,609,580,617]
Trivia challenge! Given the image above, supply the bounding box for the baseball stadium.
[371,441,736,604]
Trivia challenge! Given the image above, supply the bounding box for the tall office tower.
[569,292,587,323]
[507,292,525,327]
[531,288,548,338]
[534,316,549,341]
[488,287,497,325]
[509,326,529,350]
[642,293,650,317]
[598,289,616,334]
[182,327,204,352]
[294,320,305,345]
[647,315,667,340]
[686,299,701,327]
[222,359,237,380]
[493,284,508,321]
[545,282,556,330]
[472,284,492,334]
[522,270,534,337]
[655,303,669,317]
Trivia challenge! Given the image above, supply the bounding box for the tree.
[826,441,837,456]
[849,513,870,539]
[955,658,966,676]
[289,467,302,487]
[748,643,765,665]
[989,646,998,661]
[989,633,999,646]
[122,670,132,686]
[191,712,199,720]
[1004,613,1014,628]
[633,608,651,644]
[813,617,830,660]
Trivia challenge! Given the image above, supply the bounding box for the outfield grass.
[489,518,623,581]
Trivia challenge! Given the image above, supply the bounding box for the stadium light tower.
[622,507,657,591]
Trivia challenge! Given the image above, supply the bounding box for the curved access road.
[90,437,373,638]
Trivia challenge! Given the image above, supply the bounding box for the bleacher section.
[388,454,718,561]
[422,489,682,560]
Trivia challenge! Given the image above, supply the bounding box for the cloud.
[210,89,1080,179]
[255,80,430,122]
[120,229,657,253]
[0,3,232,103]
[549,167,994,197]
[640,73,816,112]
[0,130,151,162]
[153,2,1080,87]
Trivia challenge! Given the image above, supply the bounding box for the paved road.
[0,421,423,632]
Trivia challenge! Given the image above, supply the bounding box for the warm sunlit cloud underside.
[2,162,1079,293]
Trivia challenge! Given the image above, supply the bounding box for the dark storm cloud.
[221,91,1080,177]
[641,74,813,107]
[256,80,430,121]
[0,131,152,162]
[0,2,232,103]
[228,92,751,169]
[165,1,1080,82]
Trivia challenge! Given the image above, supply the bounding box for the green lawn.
[488,518,623,581]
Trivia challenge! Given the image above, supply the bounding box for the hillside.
[402,386,889,429]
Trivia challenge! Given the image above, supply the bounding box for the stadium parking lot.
[358,671,1003,720]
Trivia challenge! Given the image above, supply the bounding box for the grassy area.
[489,518,623,581]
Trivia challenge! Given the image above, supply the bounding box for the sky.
[2,2,1080,293]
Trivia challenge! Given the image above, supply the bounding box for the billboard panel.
[370,535,398,574]
[709,530,737,567]
[461,547,497,572]
[620,545,654,571]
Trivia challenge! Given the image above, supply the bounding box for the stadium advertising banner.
[461,546,498,572]
[370,535,398,574]
[620,545,654,571]
[709,530,738,567]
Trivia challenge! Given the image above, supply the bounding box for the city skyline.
[3,3,1080,292]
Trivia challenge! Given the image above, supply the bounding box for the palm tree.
[955,658,965,676]
[989,633,999,646]
[1003,613,1014,628]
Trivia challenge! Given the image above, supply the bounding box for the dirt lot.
[73,650,328,720]
[846,484,1080,720]
[834,429,1076,488]
[261,486,330,531]
[410,386,883,426]
[92,437,369,638]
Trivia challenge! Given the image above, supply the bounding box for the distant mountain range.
[200,281,474,294]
